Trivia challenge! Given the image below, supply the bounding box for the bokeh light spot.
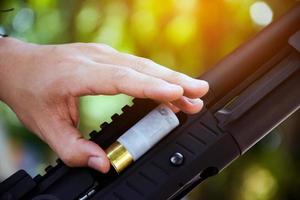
[173,0,197,13]
[76,6,100,34]
[131,11,157,43]
[35,10,62,43]
[95,1,128,47]
[240,165,278,200]
[165,15,197,46]
[13,8,34,33]
[249,1,273,26]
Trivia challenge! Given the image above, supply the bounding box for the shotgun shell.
[106,104,179,173]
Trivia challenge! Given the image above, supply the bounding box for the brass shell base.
[106,141,133,174]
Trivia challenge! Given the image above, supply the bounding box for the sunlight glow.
[250,1,273,26]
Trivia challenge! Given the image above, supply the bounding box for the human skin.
[0,37,209,173]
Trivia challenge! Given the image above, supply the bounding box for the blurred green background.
[0,0,299,199]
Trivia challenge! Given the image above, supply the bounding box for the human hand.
[0,37,208,173]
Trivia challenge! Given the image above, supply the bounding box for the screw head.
[170,152,184,166]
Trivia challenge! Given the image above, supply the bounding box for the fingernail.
[185,97,202,105]
[193,79,209,87]
[88,156,105,172]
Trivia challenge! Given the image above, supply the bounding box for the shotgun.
[1,3,299,200]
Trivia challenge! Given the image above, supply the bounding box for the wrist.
[0,37,25,102]
[0,37,11,101]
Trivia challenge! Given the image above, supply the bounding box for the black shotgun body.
[1,3,300,200]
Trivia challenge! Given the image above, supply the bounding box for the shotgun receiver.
[1,4,300,200]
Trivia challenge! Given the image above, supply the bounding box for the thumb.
[43,119,110,173]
